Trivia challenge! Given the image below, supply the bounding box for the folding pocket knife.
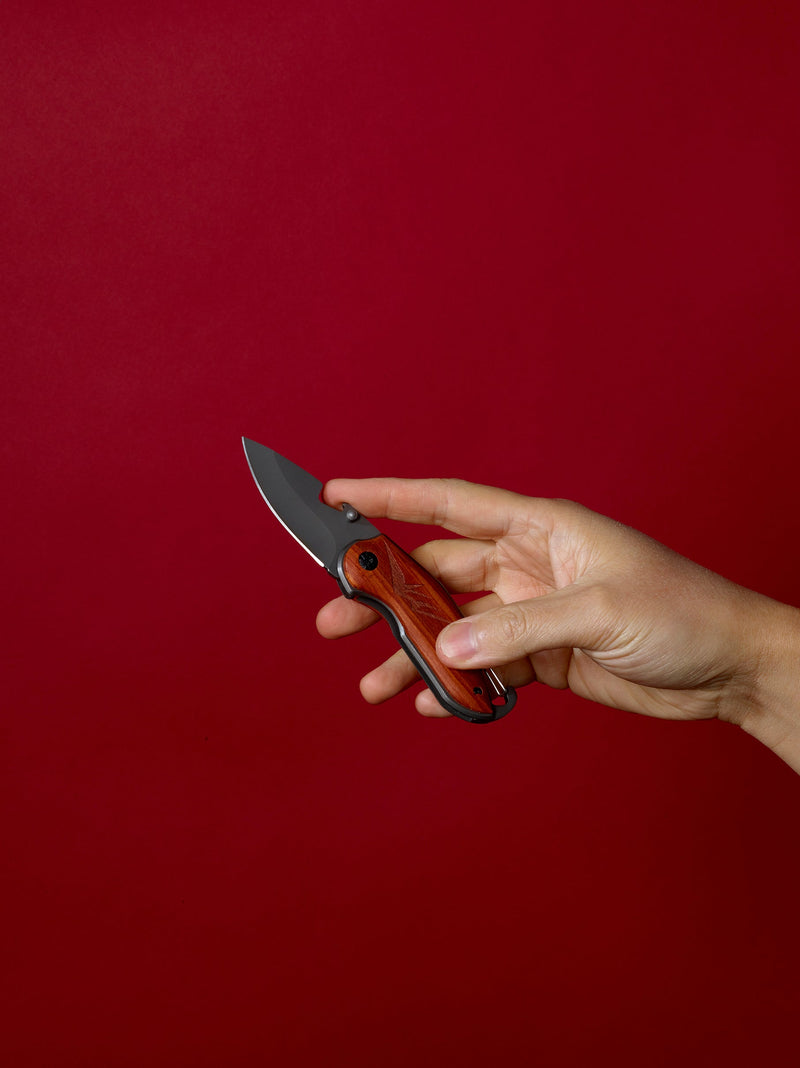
[242,438,516,723]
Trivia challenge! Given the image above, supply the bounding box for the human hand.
[317,478,800,769]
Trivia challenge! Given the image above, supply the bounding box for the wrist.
[734,594,800,773]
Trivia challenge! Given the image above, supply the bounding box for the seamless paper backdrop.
[3,2,800,1065]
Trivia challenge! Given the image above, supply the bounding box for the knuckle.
[426,477,464,528]
[550,497,590,521]
[586,582,614,618]
[495,604,533,650]
[421,478,452,526]
[583,583,622,640]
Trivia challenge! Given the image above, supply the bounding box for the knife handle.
[335,535,515,723]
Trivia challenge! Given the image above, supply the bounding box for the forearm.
[735,595,800,773]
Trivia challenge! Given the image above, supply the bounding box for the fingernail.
[438,620,478,661]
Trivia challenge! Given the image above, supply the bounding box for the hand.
[317,477,800,769]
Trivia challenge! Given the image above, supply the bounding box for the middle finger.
[316,537,497,640]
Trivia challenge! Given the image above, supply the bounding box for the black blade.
[242,438,380,573]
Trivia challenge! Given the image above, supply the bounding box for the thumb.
[437,584,612,668]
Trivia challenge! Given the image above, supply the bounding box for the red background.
[3,2,800,1064]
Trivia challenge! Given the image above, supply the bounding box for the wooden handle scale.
[336,534,516,723]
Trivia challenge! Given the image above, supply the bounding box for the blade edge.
[242,437,325,567]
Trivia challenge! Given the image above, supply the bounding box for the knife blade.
[242,438,516,723]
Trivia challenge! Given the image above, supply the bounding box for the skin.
[317,478,800,774]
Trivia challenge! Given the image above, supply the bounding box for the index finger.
[322,477,534,539]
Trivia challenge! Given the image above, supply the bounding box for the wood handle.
[338,535,515,722]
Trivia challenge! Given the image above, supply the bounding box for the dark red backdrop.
[3,2,800,1065]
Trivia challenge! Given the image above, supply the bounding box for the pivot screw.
[358,551,378,570]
